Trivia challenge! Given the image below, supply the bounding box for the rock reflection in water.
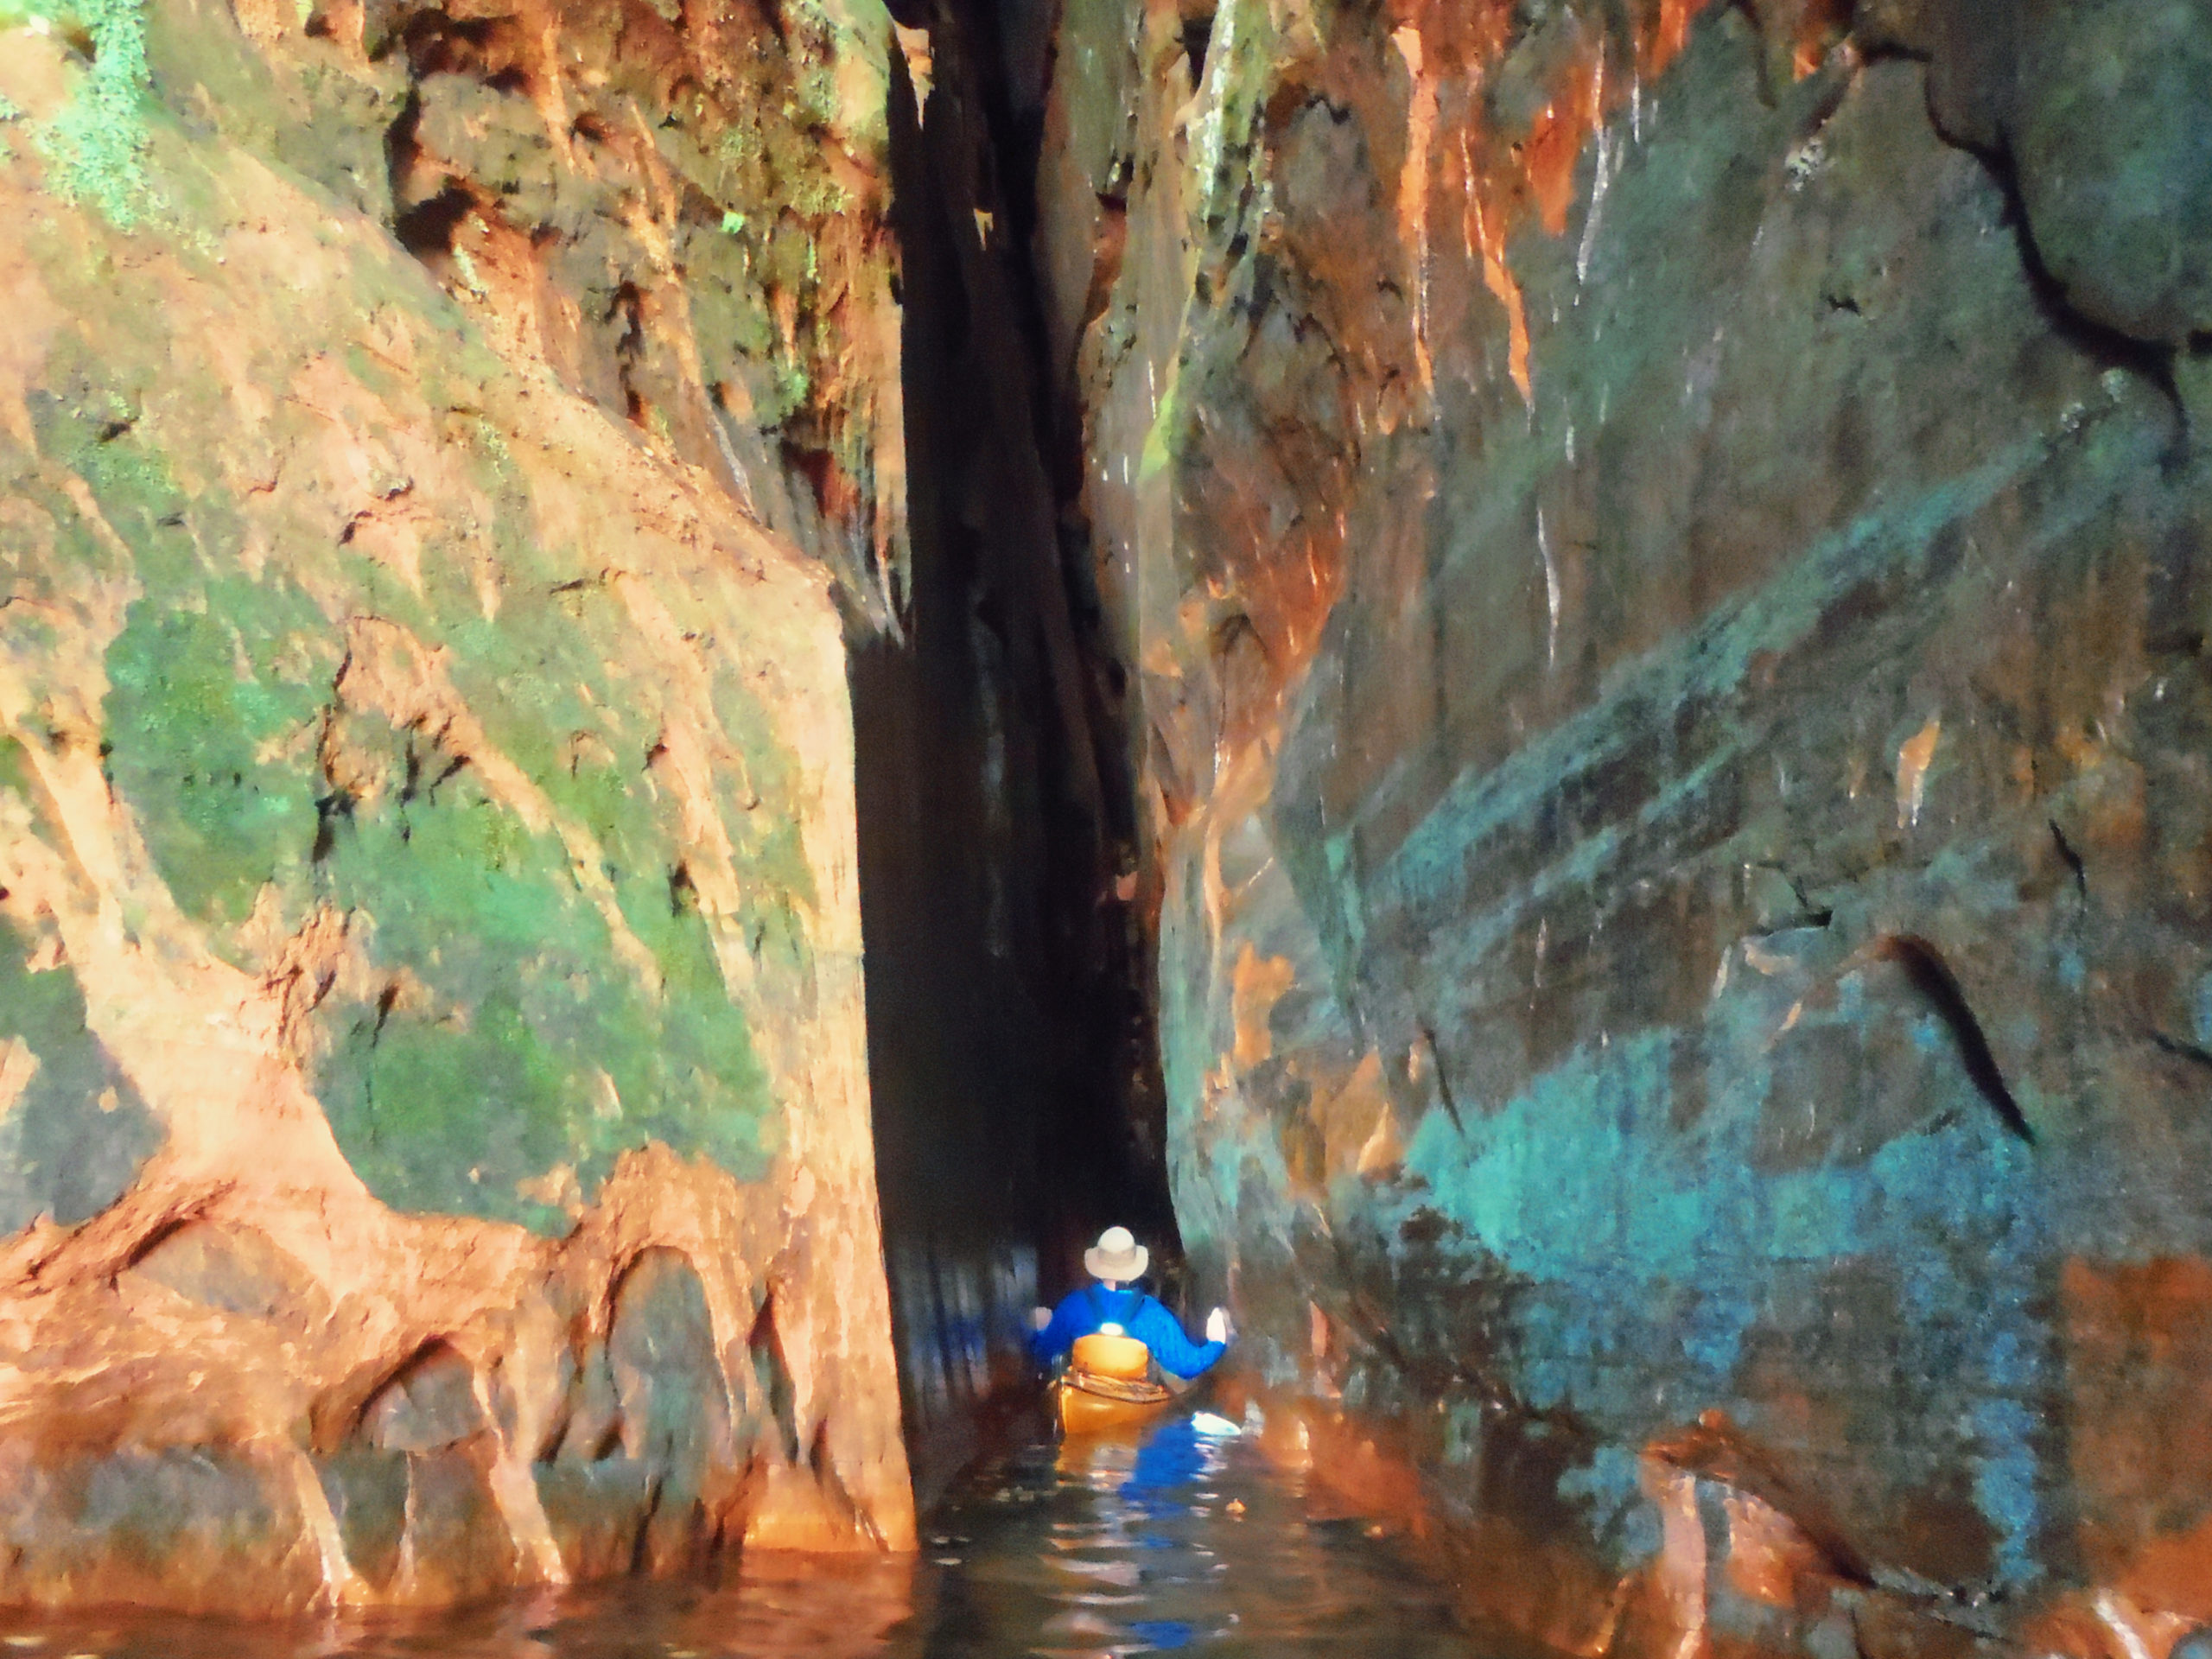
[0,1416,1479,1657]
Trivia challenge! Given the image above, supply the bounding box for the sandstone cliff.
[0,0,914,1610]
[1033,0,2212,1651]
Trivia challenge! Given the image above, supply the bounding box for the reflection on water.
[922,1413,1476,1656]
[0,1414,1483,1657]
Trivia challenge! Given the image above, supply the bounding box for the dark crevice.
[370,978,401,1041]
[747,1291,799,1462]
[394,10,539,86]
[2149,1029,2212,1072]
[1962,141,2182,429]
[118,1213,198,1273]
[587,1412,624,1463]
[311,789,355,864]
[1414,1020,1465,1135]
[667,861,698,918]
[2049,820,2087,893]
[351,1336,471,1443]
[1751,869,1834,934]
[426,753,468,796]
[856,0,1176,1503]
[392,185,476,264]
[1872,934,2036,1145]
[626,1474,664,1575]
[1180,12,1214,87]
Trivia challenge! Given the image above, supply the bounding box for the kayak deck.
[1052,1330,1188,1437]
[1054,1375,1176,1436]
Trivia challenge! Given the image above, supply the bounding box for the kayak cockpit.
[1053,1332,1176,1435]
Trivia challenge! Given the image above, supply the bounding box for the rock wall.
[1035,0,2212,1650]
[0,0,914,1611]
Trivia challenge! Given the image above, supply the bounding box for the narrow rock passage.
[0,1413,1486,1657]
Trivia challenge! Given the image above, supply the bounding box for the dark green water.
[0,1415,1482,1657]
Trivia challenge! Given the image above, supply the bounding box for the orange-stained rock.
[0,0,915,1611]
[1034,0,2212,1649]
[1218,1381,1927,1659]
[2062,1258,2212,1626]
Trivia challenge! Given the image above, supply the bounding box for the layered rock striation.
[0,0,914,1611]
[1034,0,2212,1650]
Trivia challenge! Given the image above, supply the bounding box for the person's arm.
[1027,1292,1086,1364]
[1130,1297,1226,1378]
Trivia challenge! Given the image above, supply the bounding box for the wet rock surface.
[1030,0,2212,1649]
[0,0,914,1611]
[9,0,2212,1634]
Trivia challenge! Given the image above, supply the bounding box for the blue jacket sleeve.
[1027,1289,1090,1365]
[1129,1297,1226,1378]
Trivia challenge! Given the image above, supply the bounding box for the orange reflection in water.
[0,1552,925,1659]
[0,1412,1487,1658]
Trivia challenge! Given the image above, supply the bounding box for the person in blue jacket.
[1028,1227,1232,1378]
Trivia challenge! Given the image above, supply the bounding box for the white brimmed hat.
[1084,1226,1148,1282]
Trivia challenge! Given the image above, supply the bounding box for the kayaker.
[1028,1226,1231,1378]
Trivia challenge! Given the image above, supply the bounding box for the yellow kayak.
[1052,1332,1177,1437]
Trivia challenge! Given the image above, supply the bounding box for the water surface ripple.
[0,1415,1485,1657]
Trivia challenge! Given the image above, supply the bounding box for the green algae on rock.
[0,0,914,1612]
[4,0,161,228]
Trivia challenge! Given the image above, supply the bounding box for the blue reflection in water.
[1122,1417,1211,1503]
[908,1407,1479,1656]
[1128,1618,1196,1649]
